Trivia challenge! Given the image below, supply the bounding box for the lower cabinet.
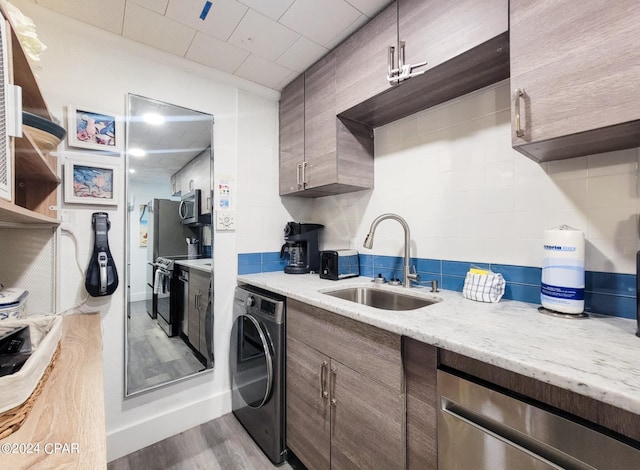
[404,338,437,470]
[286,299,404,470]
[187,268,209,357]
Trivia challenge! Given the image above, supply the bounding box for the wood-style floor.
[108,413,294,470]
[127,300,206,394]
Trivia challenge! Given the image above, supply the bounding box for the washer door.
[231,313,273,409]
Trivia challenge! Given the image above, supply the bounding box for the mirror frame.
[123,93,215,397]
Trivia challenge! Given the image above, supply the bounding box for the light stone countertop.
[175,258,213,273]
[237,272,640,415]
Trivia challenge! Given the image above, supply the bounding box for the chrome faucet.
[363,213,418,288]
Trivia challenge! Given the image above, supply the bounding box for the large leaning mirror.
[124,94,214,396]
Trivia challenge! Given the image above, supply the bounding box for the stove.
[154,257,178,336]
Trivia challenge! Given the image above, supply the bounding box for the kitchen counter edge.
[237,272,640,416]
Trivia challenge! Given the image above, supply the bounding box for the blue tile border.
[238,252,637,319]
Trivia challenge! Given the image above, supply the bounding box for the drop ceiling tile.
[279,0,361,46]
[123,2,196,56]
[36,0,126,35]
[235,54,293,89]
[324,13,368,50]
[345,0,393,17]
[128,0,169,15]
[276,36,327,73]
[237,0,295,20]
[165,0,247,41]
[274,70,299,91]
[186,32,250,74]
[228,9,298,61]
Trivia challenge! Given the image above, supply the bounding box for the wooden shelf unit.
[0,3,60,226]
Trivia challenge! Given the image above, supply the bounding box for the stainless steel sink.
[323,287,438,311]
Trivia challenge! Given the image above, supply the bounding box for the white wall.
[236,90,312,253]
[313,80,640,274]
[12,0,283,461]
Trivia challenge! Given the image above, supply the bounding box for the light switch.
[215,210,236,231]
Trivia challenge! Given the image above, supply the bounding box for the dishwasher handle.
[437,370,640,470]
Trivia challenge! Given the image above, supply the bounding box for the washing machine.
[230,285,287,465]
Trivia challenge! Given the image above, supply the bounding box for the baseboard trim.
[106,389,232,462]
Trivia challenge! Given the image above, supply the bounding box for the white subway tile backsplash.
[587,173,638,209]
[547,156,588,181]
[544,178,588,212]
[309,81,640,275]
[586,238,637,273]
[588,148,638,177]
[545,210,589,235]
[588,208,638,241]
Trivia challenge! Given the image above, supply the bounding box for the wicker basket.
[0,315,63,439]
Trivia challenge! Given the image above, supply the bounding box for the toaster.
[320,250,360,280]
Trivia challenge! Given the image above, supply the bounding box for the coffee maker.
[280,222,324,274]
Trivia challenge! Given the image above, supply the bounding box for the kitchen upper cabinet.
[335,2,397,114]
[510,0,640,162]
[286,299,404,469]
[279,52,374,198]
[339,0,509,128]
[172,150,211,215]
[398,0,508,76]
[304,52,338,192]
[279,74,304,195]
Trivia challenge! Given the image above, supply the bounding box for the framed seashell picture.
[63,153,119,205]
[67,105,123,152]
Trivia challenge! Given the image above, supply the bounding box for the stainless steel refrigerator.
[145,199,191,317]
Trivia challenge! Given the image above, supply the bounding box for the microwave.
[179,189,201,225]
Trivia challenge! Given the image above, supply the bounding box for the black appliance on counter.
[320,249,360,280]
[280,222,323,274]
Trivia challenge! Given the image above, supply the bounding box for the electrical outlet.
[215,210,236,232]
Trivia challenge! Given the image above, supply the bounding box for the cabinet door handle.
[302,161,308,185]
[330,367,337,406]
[514,88,525,137]
[398,41,406,71]
[320,361,329,399]
[296,163,302,187]
[387,45,396,79]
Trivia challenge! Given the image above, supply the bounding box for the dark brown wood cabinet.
[335,2,398,114]
[303,52,339,193]
[187,268,209,357]
[279,74,304,195]
[286,299,404,470]
[338,0,509,128]
[398,0,508,76]
[404,338,437,470]
[279,51,374,198]
[510,0,640,162]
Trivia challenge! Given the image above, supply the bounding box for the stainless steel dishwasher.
[437,370,640,469]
